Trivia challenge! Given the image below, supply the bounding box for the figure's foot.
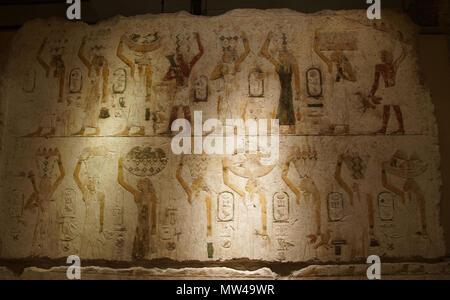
[86,128,100,136]
[25,128,43,137]
[390,128,405,135]
[44,127,56,137]
[72,128,85,136]
[115,128,130,136]
[374,127,387,135]
[132,127,145,136]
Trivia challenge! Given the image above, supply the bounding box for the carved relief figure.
[314,30,357,133]
[27,37,67,137]
[334,150,374,257]
[370,37,407,135]
[177,155,214,257]
[211,32,250,121]
[281,145,323,251]
[381,150,428,238]
[260,32,300,133]
[73,147,108,258]
[164,33,204,132]
[24,148,65,257]
[36,37,66,103]
[118,146,168,260]
[223,153,276,236]
[73,35,110,136]
[116,32,161,136]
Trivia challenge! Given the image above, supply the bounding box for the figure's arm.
[210,64,223,81]
[223,160,245,199]
[234,32,250,72]
[50,150,65,199]
[370,65,382,97]
[101,62,109,103]
[341,58,357,82]
[99,192,105,233]
[151,192,157,235]
[145,65,152,102]
[78,36,92,75]
[394,43,407,70]
[118,158,138,198]
[381,162,405,203]
[74,157,87,198]
[58,66,65,103]
[312,187,321,236]
[24,171,38,209]
[259,32,280,71]
[37,38,50,77]
[313,30,332,73]
[292,62,301,100]
[282,155,301,205]
[190,32,204,69]
[335,155,354,206]
[117,38,135,79]
[176,158,193,204]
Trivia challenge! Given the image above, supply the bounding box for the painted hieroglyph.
[0,10,445,263]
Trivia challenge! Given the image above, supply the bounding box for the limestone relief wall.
[0,9,445,265]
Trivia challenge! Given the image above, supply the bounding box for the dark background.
[0,0,449,258]
[0,0,448,28]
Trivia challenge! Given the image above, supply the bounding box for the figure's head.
[91,44,106,57]
[380,50,394,64]
[137,178,154,193]
[87,177,99,192]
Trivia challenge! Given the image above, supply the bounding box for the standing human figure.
[260,32,300,134]
[164,32,204,132]
[25,148,65,257]
[118,157,157,260]
[369,41,407,135]
[73,36,109,136]
[73,155,106,258]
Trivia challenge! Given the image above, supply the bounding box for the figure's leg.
[58,69,65,103]
[183,106,192,124]
[26,127,44,137]
[259,193,267,235]
[375,105,390,135]
[391,105,405,135]
[416,190,428,238]
[206,193,212,237]
[145,66,152,103]
[167,106,179,132]
[367,194,380,247]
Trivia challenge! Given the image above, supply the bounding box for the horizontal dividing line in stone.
[15,134,427,139]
